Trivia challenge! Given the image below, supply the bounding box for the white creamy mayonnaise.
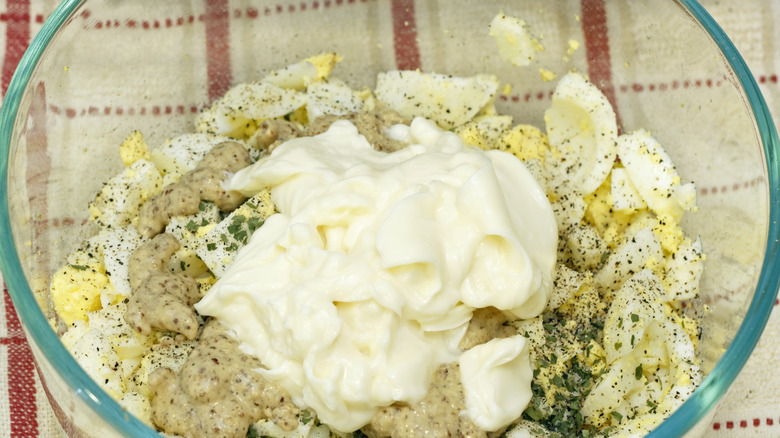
[195,117,557,432]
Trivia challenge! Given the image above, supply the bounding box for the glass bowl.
[0,0,777,437]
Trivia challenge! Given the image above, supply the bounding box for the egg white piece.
[150,133,239,180]
[455,114,514,150]
[662,237,704,301]
[616,130,696,223]
[611,167,647,211]
[194,190,276,278]
[582,318,701,431]
[375,70,499,129]
[550,192,587,233]
[261,52,342,90]
[119,392,153,427]
[196,82,306,137]
[99,225,147,299]
[263,60,320,91]
[90,158,162,229]
[251,417,315,438]
[566,224,607,271]
[489,13,539,67]
[306,78,364,120]
[594,227,663,294]
[602,269,666,364]
[547,264,587,311]
[544,72,618,197]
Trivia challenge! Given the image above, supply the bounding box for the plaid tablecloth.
[1,0,779,437]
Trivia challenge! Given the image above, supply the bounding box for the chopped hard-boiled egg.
[150,133,240,181]
[489,12,543,67]
[60,301,153,400]
[583,175,636,247]
[566,223,607,271]
[662,237,704,301]
[374,70,499,129]
[567,39,580,55]
[498,124,549,163]
[196,82,307,138]
[610,167,646,211]
[583,317,701,431]
[539,68,556,82]
[99,225,147,301]
[545,72,618,197]
[261,52,342,90]
[616,129,696,224]
[306,78,365,121]
[602,269,666,363]
[194,190,276,278]
[50,260,110,326]
[455,115,513,150]
[119,392,154,427]
[119,130,150,166]
[89,158,163,229]
[594,228,664,296]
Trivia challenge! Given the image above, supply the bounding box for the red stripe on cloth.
[580,0,620,126]
[4,287,38,437]
[204,0,232,102]
[1,0,30,95]
[391,0,420,70]
[2,1,39,436]
[10,80,49,438]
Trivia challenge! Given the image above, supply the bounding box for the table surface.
[2,0,780,437]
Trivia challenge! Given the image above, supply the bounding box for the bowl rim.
[0,1,778,437]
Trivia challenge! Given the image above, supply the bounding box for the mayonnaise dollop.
[195,117,557,432]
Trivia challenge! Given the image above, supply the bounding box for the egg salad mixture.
[50,12,704,438]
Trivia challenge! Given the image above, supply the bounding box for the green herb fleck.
[631,313,640,323]
[611,411,623,422]
[69,264,88,270]
[635,364,643,380]
[247,217,264,234]
[186,220,199,232]
[206,242,217,251]
[246,424,259,438]
[646,399,658,413]
[597,250,609,268]
[524,406,545,421]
